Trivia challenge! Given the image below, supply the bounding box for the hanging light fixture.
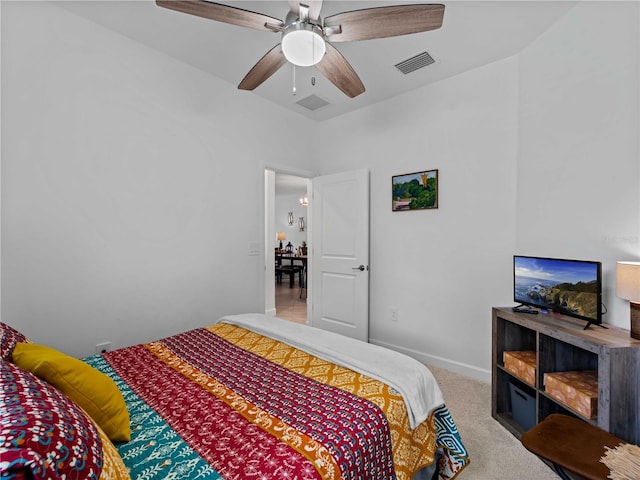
[299,195,309,207]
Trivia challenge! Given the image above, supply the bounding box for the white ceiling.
[57,0,577,122]
[275,173,308,195]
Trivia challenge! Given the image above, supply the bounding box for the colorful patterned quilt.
[85,323,469,480]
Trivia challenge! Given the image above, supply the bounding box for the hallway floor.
[275,279,307,325]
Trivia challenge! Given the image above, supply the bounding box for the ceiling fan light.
[281,24,326,67]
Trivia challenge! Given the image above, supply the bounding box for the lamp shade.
[616,261,640,302]
[276,232,287,242]
[281,23,326,67]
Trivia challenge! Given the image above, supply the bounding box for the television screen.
[513,255,602,324]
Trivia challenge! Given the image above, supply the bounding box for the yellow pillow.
[12,342,130,442]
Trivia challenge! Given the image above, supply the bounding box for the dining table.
[276,253,307,288]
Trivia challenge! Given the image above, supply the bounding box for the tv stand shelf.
[492,307,640,443]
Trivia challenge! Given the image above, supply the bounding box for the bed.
[1,315,469,480]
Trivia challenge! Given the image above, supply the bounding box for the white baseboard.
[265,308,277,317]
[369,338,491,384]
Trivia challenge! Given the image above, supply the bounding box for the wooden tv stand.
[492,307,640,443]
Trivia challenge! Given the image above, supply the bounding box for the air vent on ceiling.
[395,51,435,75]
[296,94,330,111]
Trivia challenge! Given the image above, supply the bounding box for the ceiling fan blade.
[238,44,288,91]
[156,0,283,32]
[324,4,444,42]
[316,43,365,98]
[287,0,323,21]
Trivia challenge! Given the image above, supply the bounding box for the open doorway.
[265,170,309,324]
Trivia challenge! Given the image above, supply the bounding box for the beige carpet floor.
[427,365,560,479]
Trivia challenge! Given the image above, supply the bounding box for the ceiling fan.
[156,0,445,98]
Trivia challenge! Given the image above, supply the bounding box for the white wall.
[2,1,638,379]
[1,2,314,357]
[314,1,639,379]
[516,1,640,329]
[317,57,519,379]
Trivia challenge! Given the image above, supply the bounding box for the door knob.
[352,265,366,271]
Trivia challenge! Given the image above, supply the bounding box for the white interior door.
[310,169,369,342]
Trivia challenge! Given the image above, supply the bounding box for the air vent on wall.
[296,94,330,111]
[395,51,435,75]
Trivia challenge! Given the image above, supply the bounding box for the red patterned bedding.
[2,318,470,480]
[109,333,395,479]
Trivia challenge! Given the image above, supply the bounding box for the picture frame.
[392,169,438,211]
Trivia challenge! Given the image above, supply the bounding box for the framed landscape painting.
[392,169,438,211]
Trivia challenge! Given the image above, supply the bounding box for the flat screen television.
[513,255,602,328]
